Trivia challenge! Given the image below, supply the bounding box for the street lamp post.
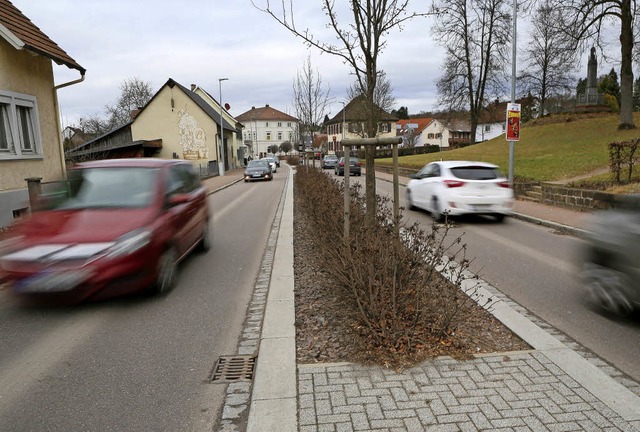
[218,78,228,176]
[341,102,346,155]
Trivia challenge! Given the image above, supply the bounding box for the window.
[266,132,271,141]
[287,122,291,127]
[348,122,362,133]
[436,133,442,139]
[0,91,42,159]
[378,122,390,133]
[265,122,269,127]
[277,131,282,140]
[428,133,434,139]
[484,125,491,132]
[277,122,282,127]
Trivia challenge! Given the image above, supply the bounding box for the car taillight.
[498,181,510,188]
[443,180,465,188]
[354,162,361,166]
[339,162,345,166]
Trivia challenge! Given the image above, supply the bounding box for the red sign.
[506,103,521,141]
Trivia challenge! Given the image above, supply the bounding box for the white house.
[236,105,299,158]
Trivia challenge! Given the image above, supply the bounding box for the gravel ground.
[293,189,532,369]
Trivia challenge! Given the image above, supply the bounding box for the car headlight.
[106,228,152,259]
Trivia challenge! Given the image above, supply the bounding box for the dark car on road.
[244,159,273,182]
[335,157,362,176]
[322,155,338,169]
[0,158,210,304]
[581,197,640,316]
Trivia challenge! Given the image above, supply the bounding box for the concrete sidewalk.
[208,166,640,432]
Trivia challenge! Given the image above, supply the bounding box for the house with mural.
[0,0,85,227]
[66,79,243,175]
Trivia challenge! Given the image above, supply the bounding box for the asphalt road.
[339,171,640,383]
[0,173,286,431]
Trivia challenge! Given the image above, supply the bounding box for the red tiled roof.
[0,0,85,73]
[396,118,433,135]
[236,104,299,122]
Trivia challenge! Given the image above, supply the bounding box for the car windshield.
[55,167,159,210]
[450,166,501,180]
[248,160,268,168]
[325,156,337,160]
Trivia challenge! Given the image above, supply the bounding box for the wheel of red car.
[155,246,177,294]
[197,222,211,253]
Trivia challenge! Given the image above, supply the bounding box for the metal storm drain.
[210,355,256,383]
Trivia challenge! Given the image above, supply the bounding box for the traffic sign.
[506,103,521,141]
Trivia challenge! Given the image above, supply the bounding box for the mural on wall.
[177,107,209,160]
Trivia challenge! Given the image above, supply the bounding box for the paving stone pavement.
[298,353,637,432]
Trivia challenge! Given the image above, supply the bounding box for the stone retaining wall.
[515,182,633,211]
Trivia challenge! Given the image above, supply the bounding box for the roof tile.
[0,0,84,73]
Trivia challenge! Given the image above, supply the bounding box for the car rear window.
[450,166,500,180]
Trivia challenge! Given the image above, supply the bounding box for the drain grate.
[210,355,256,383]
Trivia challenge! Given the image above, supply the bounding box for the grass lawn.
[377,112,640,183]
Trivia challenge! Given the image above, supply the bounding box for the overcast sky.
[13,0,603,128]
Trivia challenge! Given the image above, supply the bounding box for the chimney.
[252,106,255,110]
[266,104,269,108]
[191,84,196,92]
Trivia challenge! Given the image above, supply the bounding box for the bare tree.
[292,55,332,147]
[253,0,428,221]
[74,77,154,136]
[519,1,578,117]
[558,0,637,128]
[78,114,110,137]
[104,77,154,129]
[431,0,512,144]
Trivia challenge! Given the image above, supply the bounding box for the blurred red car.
[0,158,210,304]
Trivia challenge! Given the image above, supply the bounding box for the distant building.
[324,96,398,153]
[236,105,299,158]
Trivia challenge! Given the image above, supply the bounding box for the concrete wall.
[0,39,65,227]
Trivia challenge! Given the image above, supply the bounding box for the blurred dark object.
[581,195,640,316]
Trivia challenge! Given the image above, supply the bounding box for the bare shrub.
[609,139,640,184]
[294,167,478,355]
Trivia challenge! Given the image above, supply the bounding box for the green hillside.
[379,113,640,182]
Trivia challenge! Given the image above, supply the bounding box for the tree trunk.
[619,0,635,129]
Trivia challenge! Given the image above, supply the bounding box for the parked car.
[581,198,640,316]
[0,158,210,304]
[405,160,513,222]
[245,159,273,181]
[262,156,278,172]
[322,155,339,169]
[335,157,362,176]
